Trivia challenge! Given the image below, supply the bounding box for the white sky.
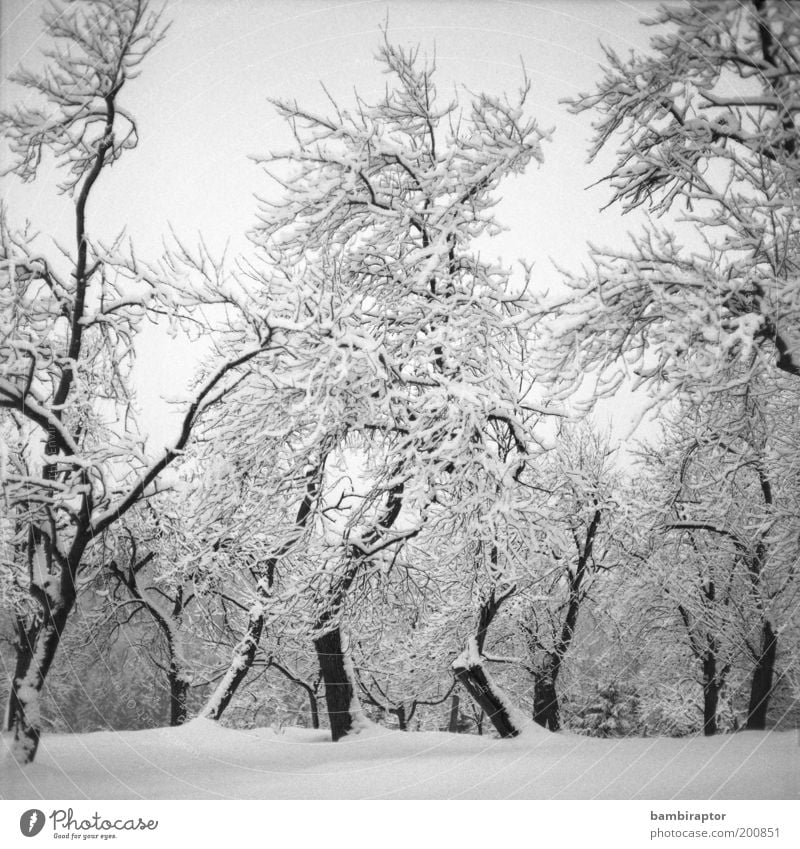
[0,0,661,446]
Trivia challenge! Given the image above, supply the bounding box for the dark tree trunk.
[456,583,523,737]
[314,626,354,741]
[308,471,406,741]
[453,658,520,738]
[168,665,190,726]
[677,601,728,737]
[202,610,264,721]
[12,526,86,764]
[158,618,188,727]
[527,509,600,733]
[393,705,407,731]
[447,693,461,733]
[702,651,719,736]
[533,657,560,731]
[12,603,73,764]
[5,615,38,733]
[746,620,777,730]
[308,688,320,730]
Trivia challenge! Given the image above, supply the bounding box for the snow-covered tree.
[98,505,200,727]
[664,380,799,730]
[547,0,800,408]
[228,37,559,739]
[195,439,327,723]
[537,0,800,731]
[618,373,800,733]
[515,425,623,731]
[0,0,289,763]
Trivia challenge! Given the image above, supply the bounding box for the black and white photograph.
[0,0,798,834]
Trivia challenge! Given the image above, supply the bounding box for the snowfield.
[1,720,797,800]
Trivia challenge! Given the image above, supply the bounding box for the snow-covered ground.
[1,720,797,800]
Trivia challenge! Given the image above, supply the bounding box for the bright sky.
[1,0,661,445]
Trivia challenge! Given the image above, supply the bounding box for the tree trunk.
[702,651,719,736]
[12,527,85,764]
[677,601,727,737]
[456,584,523,737]
[447,693,461,733]
[5,615,38,733]
[453,642,521,738]
[533,657,560,731]
[11,603,73,764]
[314,626,355,741]
[202,609,264,721]
[168,665,190,726]
[307,687,320,730]
[202,468,320,722]
[527,510,599,733]
[746,620,777,730]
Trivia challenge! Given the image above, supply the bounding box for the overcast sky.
[1,0,661,443]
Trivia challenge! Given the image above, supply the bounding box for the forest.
[1,0,799,774]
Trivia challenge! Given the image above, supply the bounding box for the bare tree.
[537,0,800,733]
[0,0,285,763]
[519,426,621,731]
[231,37,557,739]
[548,1,800,407]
